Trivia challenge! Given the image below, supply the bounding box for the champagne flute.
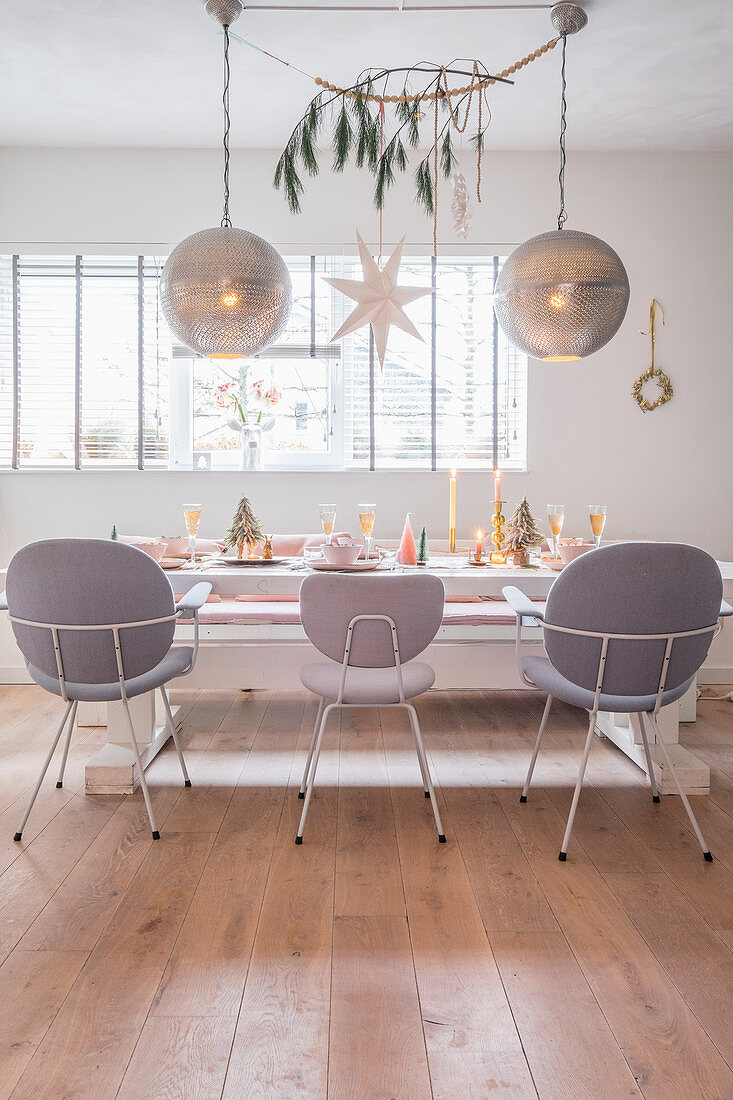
[358,504,376,561]
[589,504,607,549]
[319,505,337,546]
[547,504,565,559]
[183,504,202,566]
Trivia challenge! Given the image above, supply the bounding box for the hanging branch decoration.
[632,299,673,413]
[273,39,560,219]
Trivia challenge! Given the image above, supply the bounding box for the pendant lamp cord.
[221,23,232,229]
[557,33,567,230]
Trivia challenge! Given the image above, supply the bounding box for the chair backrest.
[6,539,176,686]
[300,573,444,667]
[544,542,722,697]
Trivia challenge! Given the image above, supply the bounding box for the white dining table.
[76,556,733,797]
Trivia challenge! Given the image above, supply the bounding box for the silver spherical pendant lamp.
[160,1,292,359]
[494,4,629,362]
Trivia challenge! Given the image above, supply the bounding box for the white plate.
[307,559,381,572]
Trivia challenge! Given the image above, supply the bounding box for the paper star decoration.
[325,232,433,367]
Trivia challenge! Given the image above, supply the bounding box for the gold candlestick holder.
[449,528,456,554]
[490,500,507,564]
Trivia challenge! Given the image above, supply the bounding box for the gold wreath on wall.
[632,299,674,412]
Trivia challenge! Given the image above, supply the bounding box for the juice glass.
[358,504,376,560]
[319,505,337,545]
[547,505,565,559]
[182,504,202,565]
[589,505,607,549]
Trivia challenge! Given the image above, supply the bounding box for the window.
[0,254,168,469]
[0,252,527,471]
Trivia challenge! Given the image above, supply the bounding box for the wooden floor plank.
[492,931,641,1098]
[221,696,337,1099]
[10,831,214,1100]
[334,705,406,918]
[416,692,559,933]
[604,871,733,1068]
[0,948,88,1100]
[153,692,302,1018]
[329,914,432,1100]
[385,715,536,1098]
[497,789,733,1099]
[117,1015,237,1100]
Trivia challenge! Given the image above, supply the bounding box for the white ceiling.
[2,0,732,151]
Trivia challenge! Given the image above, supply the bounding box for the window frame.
[0,242,528,474]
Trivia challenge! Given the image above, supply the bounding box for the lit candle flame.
[450,467,456,478]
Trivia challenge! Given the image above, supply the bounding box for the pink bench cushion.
[180,597,546,627]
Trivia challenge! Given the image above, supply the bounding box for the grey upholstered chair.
[297,572,446,845]
[1,539,211,841]
[504,542,724,862]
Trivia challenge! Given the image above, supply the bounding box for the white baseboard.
[698,668,733,684]
[0,666,32,684]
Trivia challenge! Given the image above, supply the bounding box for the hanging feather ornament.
[451,169,472,240]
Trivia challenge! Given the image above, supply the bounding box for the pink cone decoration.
[397,513,417,565]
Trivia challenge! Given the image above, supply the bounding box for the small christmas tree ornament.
[224,493,264,559]
[417,525,429,565]
[110,525,118,541]
[504,496,544,566]
[397,513,417,565]
[262,535,273,560]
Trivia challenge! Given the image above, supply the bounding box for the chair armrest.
[502,586,545,625]
[175,582,213,614]
[0,591,6,612]
[721,599,733,618]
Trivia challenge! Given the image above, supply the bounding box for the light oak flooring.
[0,685,732,1099]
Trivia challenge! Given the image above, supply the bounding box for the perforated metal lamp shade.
[494,229,630,361]
[160,226,293,358]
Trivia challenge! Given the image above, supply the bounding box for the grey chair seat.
[300,659,435,704]
[521,655,696,713]
[28,646,194,702]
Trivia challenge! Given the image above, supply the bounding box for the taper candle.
[493,466,502,503]
[449,468,457,553]
[475,529,484,562]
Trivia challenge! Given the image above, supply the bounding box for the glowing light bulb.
[221,291,238,308]
[549,292,565,310]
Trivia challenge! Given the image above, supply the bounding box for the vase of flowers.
[215,379,281,471]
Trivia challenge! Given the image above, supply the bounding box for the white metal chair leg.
[407,704,446,842]
[559,709,598,861]
[55,699,78,789]
[650,714,712,861]
[14,699,75,841]
[296,702,333,844]
[122,697,160,839]
[299,696,324,798]
[159,688,191,787]
[521,694,553,802]
[638,712,660,802]
[402,703,431,797]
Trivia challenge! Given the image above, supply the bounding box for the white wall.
[1,146,732,561]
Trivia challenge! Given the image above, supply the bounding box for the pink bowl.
[321,542,361,566]
[558,541,595,565]
[136,540,168,563]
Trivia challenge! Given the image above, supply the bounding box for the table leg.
[84,689,182,795]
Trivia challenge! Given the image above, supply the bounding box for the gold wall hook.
[639,298,665,369]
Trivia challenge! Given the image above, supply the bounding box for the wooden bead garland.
[312,38,560,103]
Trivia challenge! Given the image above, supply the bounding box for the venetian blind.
[0,255,169,469]
[341,254,527,469]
